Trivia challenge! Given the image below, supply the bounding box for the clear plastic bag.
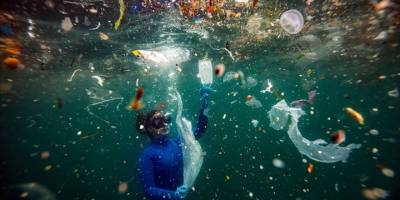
[175,91,204,187]
[268,100,361,163]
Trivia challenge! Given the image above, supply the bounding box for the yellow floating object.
[345,107,364,125]
[132,50,140,57]
[114,0,126,30]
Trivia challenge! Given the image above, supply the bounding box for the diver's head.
[136,109,171,139]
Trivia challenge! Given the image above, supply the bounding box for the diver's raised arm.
[193,85,212,139]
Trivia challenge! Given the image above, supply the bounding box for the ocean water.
[0,0,399,200]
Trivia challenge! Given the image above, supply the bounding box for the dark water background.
[1,0,399,199]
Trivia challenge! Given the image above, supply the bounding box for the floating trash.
[272,158,285,168]
[245,95,262,108]
[118,182,128,194]
[245,76,257,88]
[251,119,259,128]
[361,188,389,200]
[307,163,314,174]
[381,167,395,178]
[40,151,50,159]
[199,59,213,85]
[91,75,105,87]
[2,182,56,200]
[114,0,126,30]
[387,88,399,98]
[268,100,361,163]
[369,129,379,136]
[330,130,346,145]
[99,32,109,40]
[61,17,73,32]
[345,107,364,125]
[129,87,144,110]
[223,71,238,82]
[214,64,226,77]
[261,80,273,94]
[279,9,304,34]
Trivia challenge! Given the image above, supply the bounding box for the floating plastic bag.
[137,50,169,64]
[279,9,304,34]
[175,91,204,187]
[198,59,213,85]
[133,47,190,67]
[268,100,361,163]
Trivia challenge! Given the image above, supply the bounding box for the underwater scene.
[0,0,399,199]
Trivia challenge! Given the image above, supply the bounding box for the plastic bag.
[198,59,213,85]
[268,100,361,163]
[175,90,204,187]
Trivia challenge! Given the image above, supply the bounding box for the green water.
[1,0,400,199]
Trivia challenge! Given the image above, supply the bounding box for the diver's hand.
[200,85,212,110]
[175,185,189,199]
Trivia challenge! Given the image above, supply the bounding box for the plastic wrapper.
[268,100,361,163]
[198,59,213,85]
[175,91,204,187]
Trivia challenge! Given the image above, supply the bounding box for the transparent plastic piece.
[198,59,213,85]
[175,90,204,187]
[268,100,361,163]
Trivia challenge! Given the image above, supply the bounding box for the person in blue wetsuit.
[136,86,212,200]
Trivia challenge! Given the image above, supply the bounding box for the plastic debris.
[307,163,314,173]
[132,48,190,67]
[290,90,316,108]
[61,17,73,32]
[268,100,361,163]
[199,59,213,85]
[279,9,304,34]
[272,158,285,168]
[245,77,257,88]
[245,95,262,108]
[118,182,128,194]
[175,90,204,188]
[381,167,395,178]
[387,88,399,98]
[330,130,346,144]
[89,22,101,30]
[261,79,273,93]
[4,182,56,200]
[368,129,379,136]
[361,188,389,200]
[40,151,50,159]
[99,32,109,40]
[67,69,82,82]
[290,99,308,108]
[3,57,23,70]
[129,87,144,110]
[251,119,259,128]
[374,31,388,41]
[223,71,237,82]
[91,75,105,86]
[214,64,226,77]
[345,107,364,125]
[114,0,126,30]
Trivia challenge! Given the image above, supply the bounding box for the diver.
[136,86,212,200]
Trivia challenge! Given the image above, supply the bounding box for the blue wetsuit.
[138,88,210,200]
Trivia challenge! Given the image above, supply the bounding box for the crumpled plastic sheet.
[175,90,204,187]
[135,47,190,67]
[268,100,361,163]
